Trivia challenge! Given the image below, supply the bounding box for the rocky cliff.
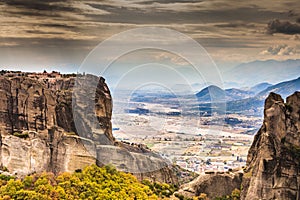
[241,92,300,200]
[0,73,109,176]
[174,91,300,199]
[0,72,179,184]
[176,171,243,199]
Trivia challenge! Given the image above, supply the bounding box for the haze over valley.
[112,73,300,173]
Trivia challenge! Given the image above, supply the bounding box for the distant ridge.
[197,77,300,116]
[226,76,300,115]
[256,76,300,99]
[224,59,300,86]
[249,82,272,94]
[196,85,253,102]
[196,85,224,102]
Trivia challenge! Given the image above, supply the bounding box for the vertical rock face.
[241,92,300,200]
[176,172,243,199]
[0,75,112,139]
[0,74,112,176]
[0,73,179,184]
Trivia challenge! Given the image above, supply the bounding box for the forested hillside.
[0,165,178,200]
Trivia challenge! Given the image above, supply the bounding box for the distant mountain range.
[196,85,253,102]
[128,74,300,117]
[249,82,273,94]
[197,76,300,116]
[223,59,300,87]
[256,77,300,99]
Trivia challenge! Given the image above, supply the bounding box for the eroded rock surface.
[0,72,179,184]
[174,91,300,199]
[241,92,300,200]
[0,74,108,176]
[176,172,243,199]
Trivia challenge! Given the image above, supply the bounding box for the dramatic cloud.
[215,22,256,28]
[260,44,296,56]
[267,19,300,35]
[0,0,300,70]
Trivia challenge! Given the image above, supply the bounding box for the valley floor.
[112,110,259,174]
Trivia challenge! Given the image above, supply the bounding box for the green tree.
[0,164,176,199]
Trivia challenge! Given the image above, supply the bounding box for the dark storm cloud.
[267,19,300,34]
[136,0,202,5]
[1,0,76,12]
[215,22,256,28]
[87,3,282,25]
[42,23,76,29]
[4,10,55,17]
[1,0,300,67]
[198,38,261,48]
[86,3,179,24]
[0,0,293,29]
[0,37,95,49]
[26,30,64,35]
[287,10,297,17]
[0,0,81,20]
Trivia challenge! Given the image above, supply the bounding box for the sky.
[0,0,300,77]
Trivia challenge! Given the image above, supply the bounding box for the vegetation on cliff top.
[0,165,178,200]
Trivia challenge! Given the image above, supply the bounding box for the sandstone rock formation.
[174,91,300,199]
[176,172,243,199]
[0,72,179,184]
[0,74,108,176]
[241,92,300,200]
